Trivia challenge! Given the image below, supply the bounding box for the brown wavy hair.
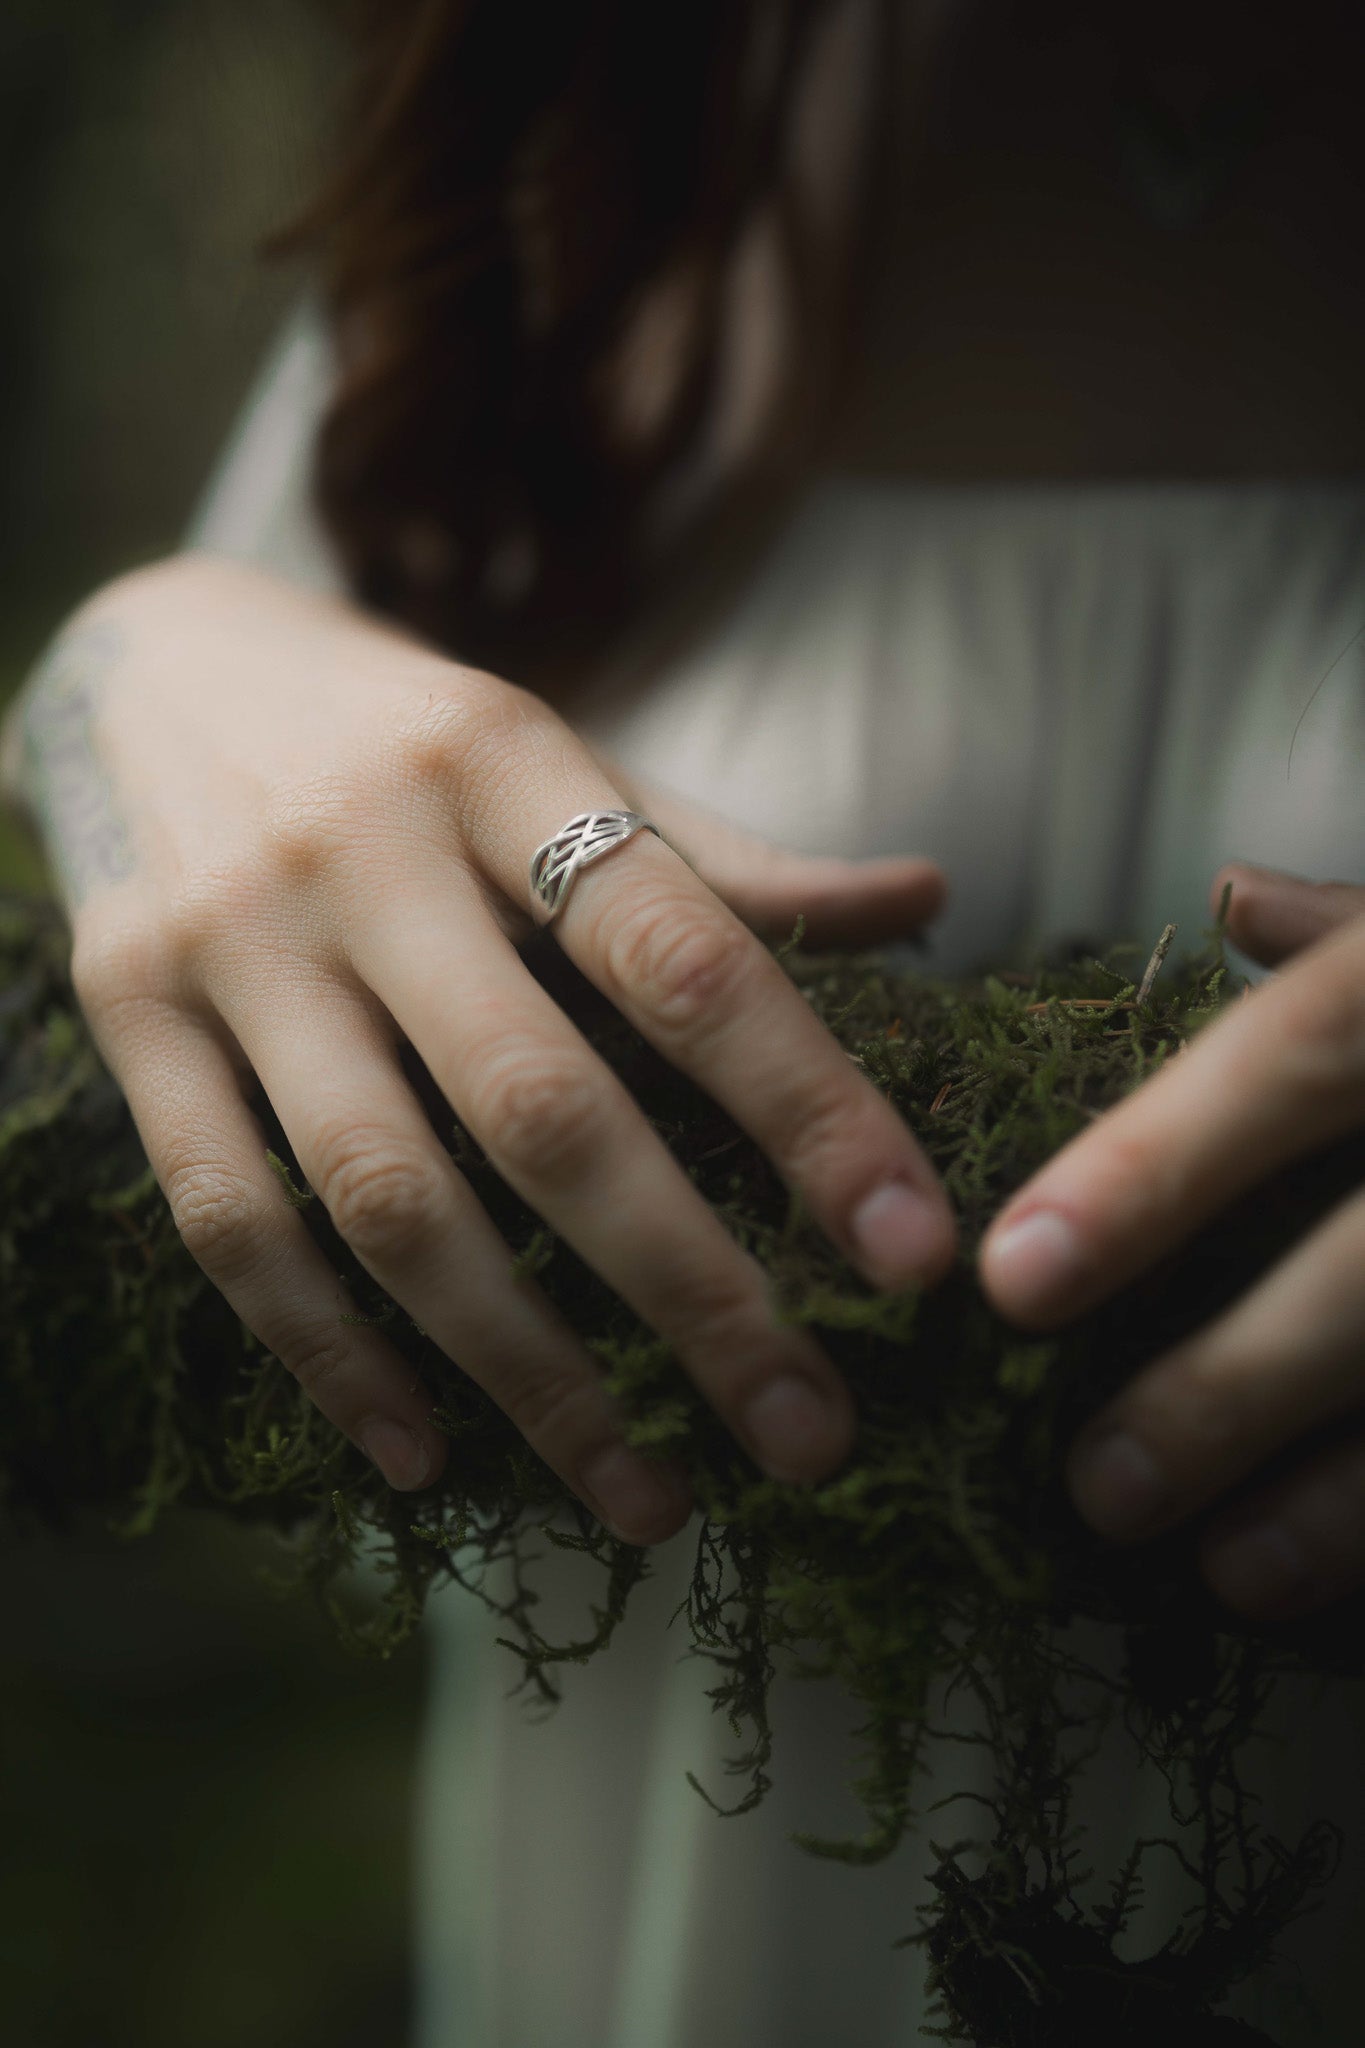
[286,0,891,696]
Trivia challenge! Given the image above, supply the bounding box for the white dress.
[190,303,1365,2046]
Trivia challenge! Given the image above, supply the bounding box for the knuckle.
[1099,1126,1188,1230]
[317,1130,447,1259]
[468,1041,607,1184]
[279,1324,352,1400]
[780,1076,866,1184]
[69,916,174,1016]
[1273,964,1365,1098]
[159,864,271,977]
[497,1359,597,1453]
[656,1265,767,1359]
[1135,1349,1260,1476]
[167,1165,268,1278]
[392,677,542,793]
[1164,1379,1244,1471]
[388,696,476,792]
[385,678,562,852]
[258,781,356,890]
[607,894,752,1038]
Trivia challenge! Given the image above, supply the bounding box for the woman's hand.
[978,861,1365,1623]
[16,554,956,1544]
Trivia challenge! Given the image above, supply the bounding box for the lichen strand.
[2,887,1362,2045]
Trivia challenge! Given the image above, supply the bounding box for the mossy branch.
[1,886,1360,2044]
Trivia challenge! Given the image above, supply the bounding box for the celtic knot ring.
[528,808,661,925]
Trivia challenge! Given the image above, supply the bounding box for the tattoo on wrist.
[20,620,137,908]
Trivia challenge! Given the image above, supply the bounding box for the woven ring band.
[528,808,662,926]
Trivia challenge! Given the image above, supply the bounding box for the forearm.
[1,302,346,882]
[0,288,385,881]
[0,591,142,911]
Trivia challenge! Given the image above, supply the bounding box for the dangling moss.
[2,884,1362,2045]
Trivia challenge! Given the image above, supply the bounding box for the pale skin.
[5,563,1364,1622]
[1,553,956,1543]
[979,865,1365,1626]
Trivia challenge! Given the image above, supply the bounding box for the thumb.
[599,759,948,947]
[1211,861,1365,968]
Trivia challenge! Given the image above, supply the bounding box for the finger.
[978,913,1365,1327]
[443,713,955,1292]
[1064,1182,1365,1543]
[1199,1427,1365,1622]
[214,967,693,1545]
[347,878,864,1485]
[595,755,949,946]
[94,992,450,1492]
[1211,861,1365,969]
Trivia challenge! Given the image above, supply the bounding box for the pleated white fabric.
[190,304,1365,2045]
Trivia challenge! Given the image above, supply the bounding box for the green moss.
[2,885,1361,2045]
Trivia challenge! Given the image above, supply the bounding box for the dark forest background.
[0,9,427,2044]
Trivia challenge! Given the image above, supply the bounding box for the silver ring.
[528,808,661,925]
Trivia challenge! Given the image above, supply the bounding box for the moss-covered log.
[3,886,1362,2045]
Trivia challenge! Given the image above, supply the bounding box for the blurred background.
[1,7,429,2043]
[0,0,339,874]
[5,4,1364,2041]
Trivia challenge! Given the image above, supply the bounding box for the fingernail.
[850,1180,946,1286]
[1068,1427,1167,1539]
[984,1209,1084,1311]
[743,1375,843,1482]
[1203,1522,1310,1616]
[580,1443,690,1545]
[358,1417,433,1491]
